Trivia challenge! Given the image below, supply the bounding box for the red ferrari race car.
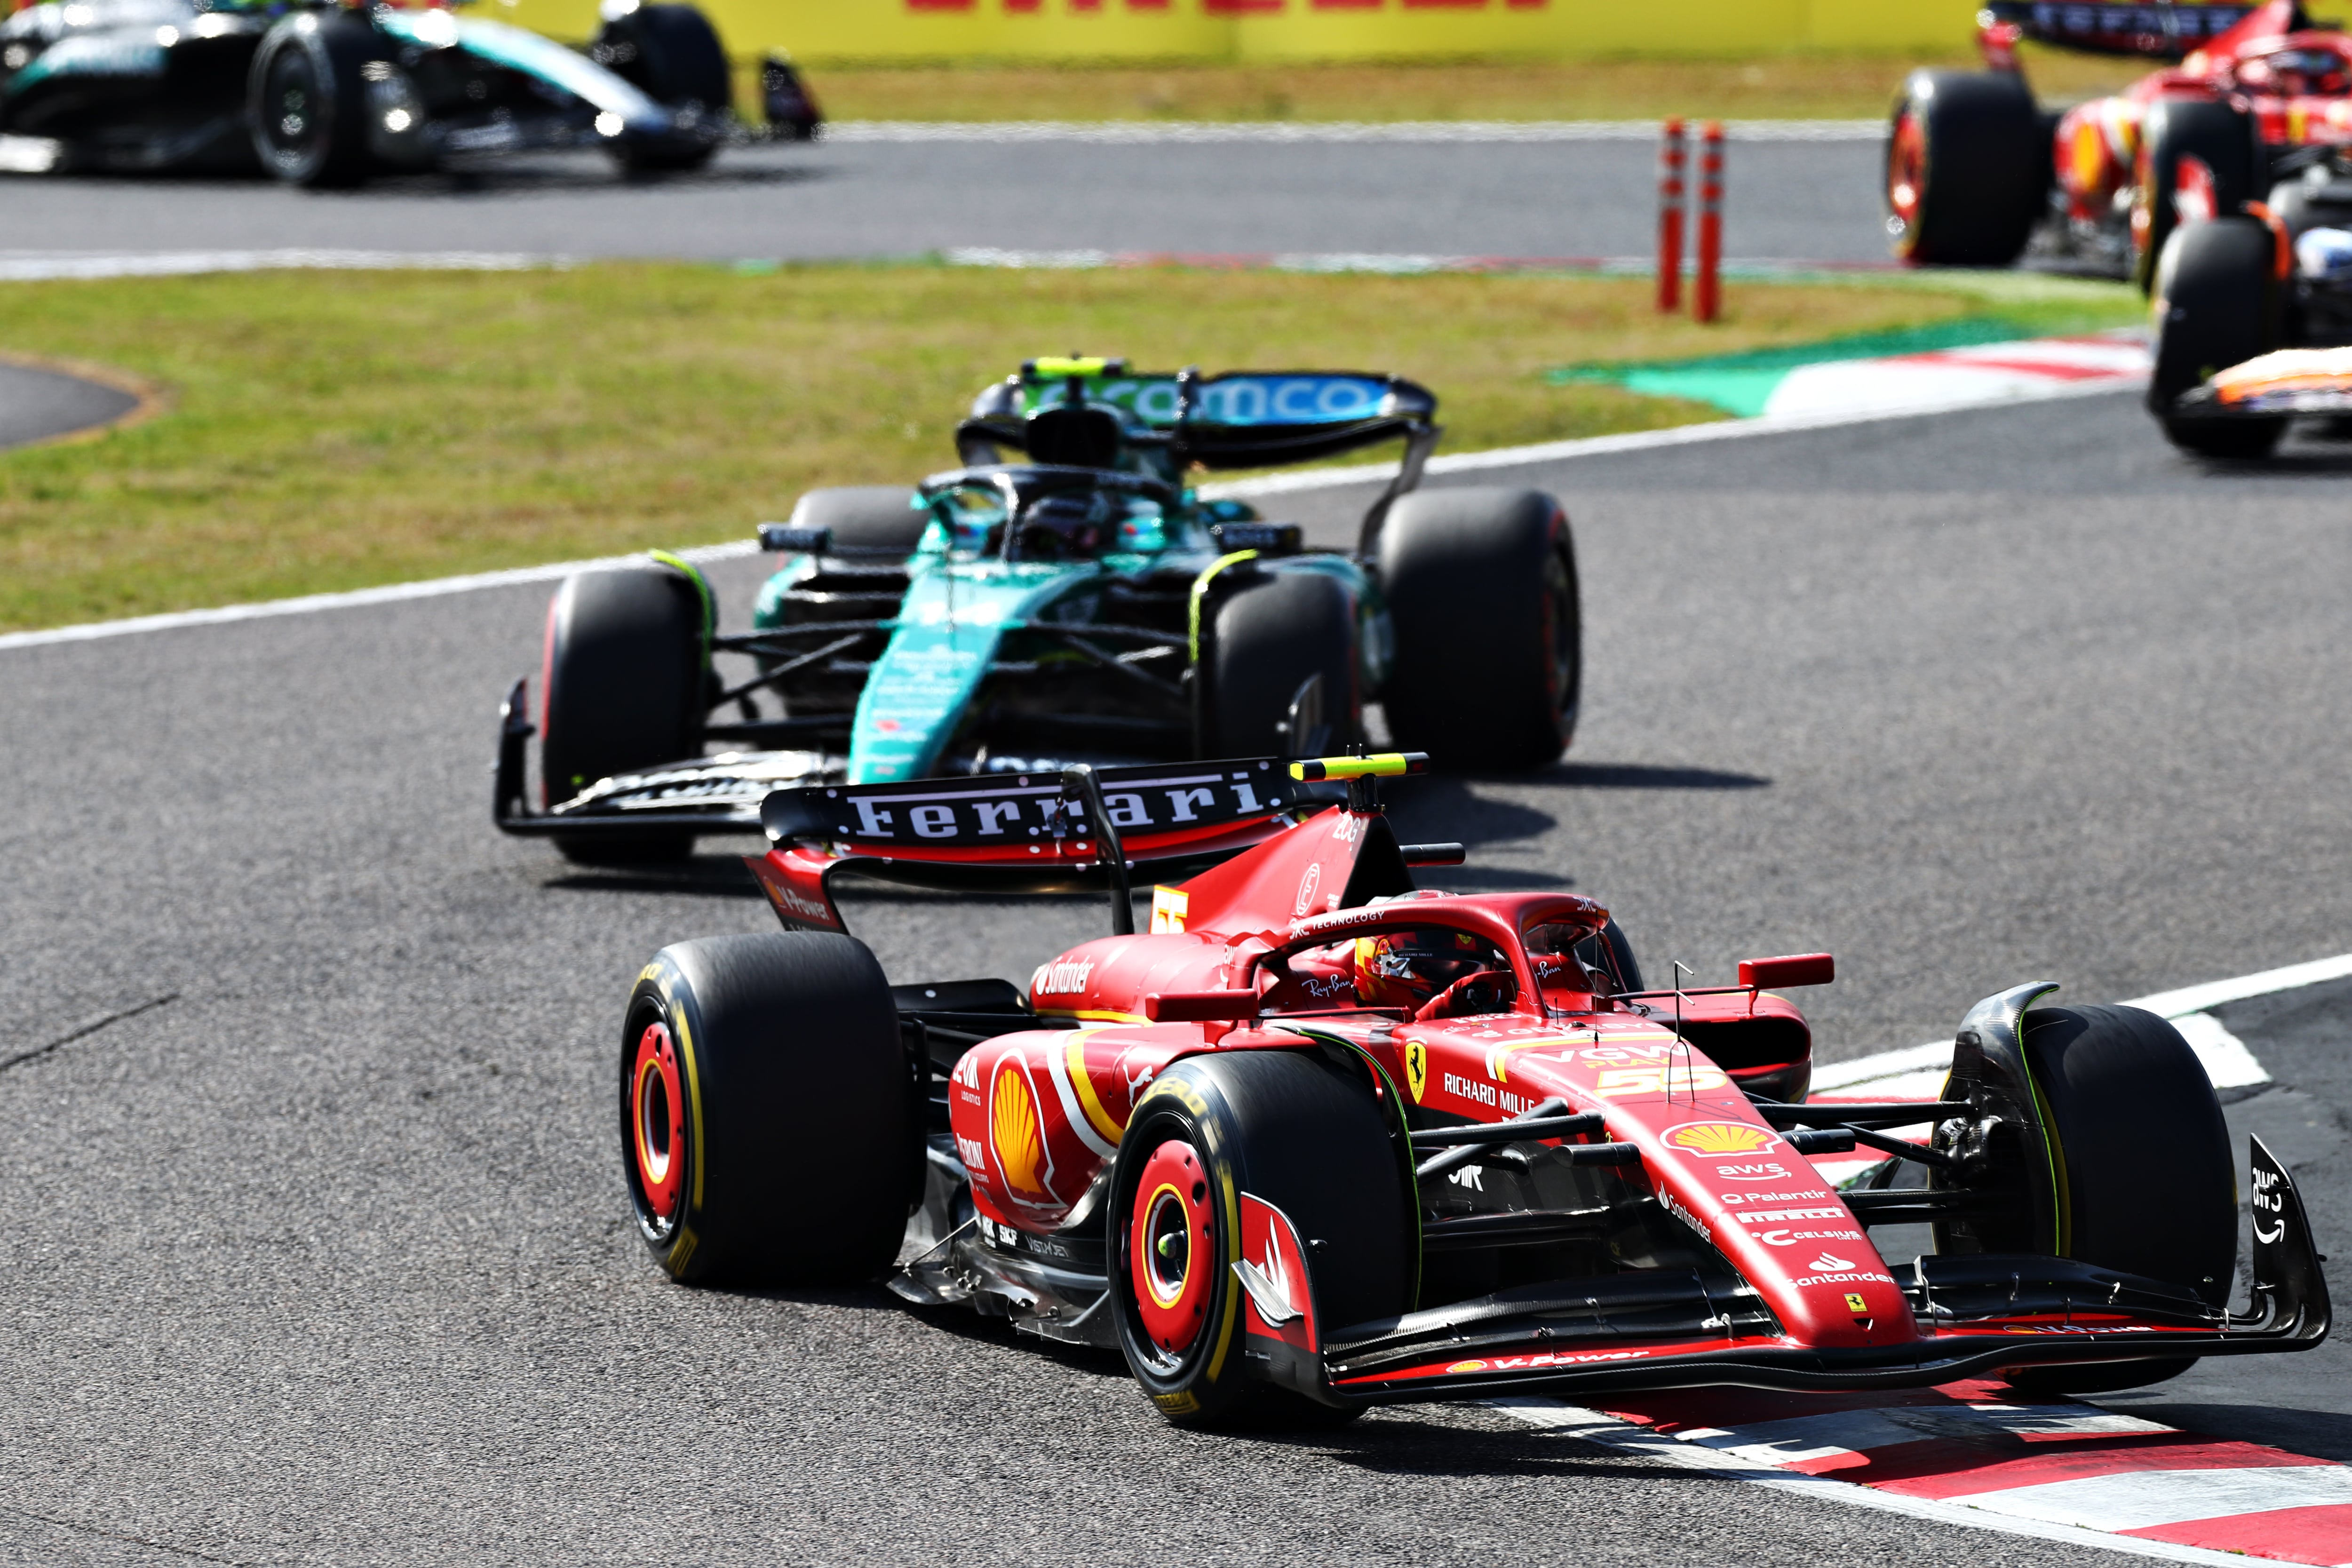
[616,752,2328,1424]
[1887,0,2352,284]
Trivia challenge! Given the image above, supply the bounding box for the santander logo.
[1807,1252,1855,1272]
[1032,958,1096,997]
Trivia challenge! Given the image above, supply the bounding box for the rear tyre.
[2151,216,2288,459]
[1885,70,2047,266]
[540,565,708,862]
[787,485,930,556]
[596,2,729,173]
[1109,1050,1412,1427]
[2134,96,2264,291]
[1207,569,1358,758]
[247,14,384,188]
[1991,1004,2234,1394]
[1377,487,1579,769]
[622,932,912,1286]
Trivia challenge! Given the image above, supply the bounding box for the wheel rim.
[630,1019,686,1227]
[1887,109,1926,248]
[262,47,325,164]
[1128,1139,1213,1358]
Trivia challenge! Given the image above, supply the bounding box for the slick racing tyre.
[787,485,930,556]
[1885,70,2048,266]
[1377,487,1579,769]
[1109,1050,1412,1427]
[622,932,914,1286]
[540,563,708,862]
[1206,568,1359,758]
[596,2,729,173]
[1946,1005,2235,1395]
[247,13,386,188]
[2134,96,2265,292]
[2151,216,2287,459]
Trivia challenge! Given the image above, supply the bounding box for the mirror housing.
[1738,953,1835,991]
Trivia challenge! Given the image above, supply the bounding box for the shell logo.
[1666,1122,1772,1155]
[1446,1360,1488,1374]
[990,1060,1050,1200]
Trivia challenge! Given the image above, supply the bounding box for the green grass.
[0,261,2142,633]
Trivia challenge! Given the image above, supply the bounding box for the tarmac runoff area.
[0,356,143,450]
[5,377,2352,1565]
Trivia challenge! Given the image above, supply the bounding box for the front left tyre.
[540,564,709,862]
[2150,215,2287,459]
[596,2,730,173]
[623,932,914,1286]
[1108,1049,1413,1427]
[247,14,386,188]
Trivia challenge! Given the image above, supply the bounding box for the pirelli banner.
[508,0,1985,64]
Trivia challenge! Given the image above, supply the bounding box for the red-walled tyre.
[1885,69,2048,266]
[1107,1050,1412,1427]
[622,932,914,1286]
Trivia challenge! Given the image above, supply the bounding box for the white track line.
[824,119,1884,144]
[0,373,2139,654]
[0,250,560,281]
[1813,949,2352,1093]
[1489,1400,2275,1568]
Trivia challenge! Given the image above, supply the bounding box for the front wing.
[2169,347,2352,418]
[1248,1135,2328,1409]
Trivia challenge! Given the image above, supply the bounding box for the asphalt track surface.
[6,386,2352,1565]
[0,359,135,449]
[0,135,1887,263]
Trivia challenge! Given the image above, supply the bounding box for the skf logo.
[1405,1040,1427,1102]
[1032,958,1095,997]
[1666,1122,1772,1155]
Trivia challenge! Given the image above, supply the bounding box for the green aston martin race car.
[492,358,1581,860]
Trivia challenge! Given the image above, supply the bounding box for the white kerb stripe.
[2170,1012,2272,1090]
[1949,1464,2352,1533]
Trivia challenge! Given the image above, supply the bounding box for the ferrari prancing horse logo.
[1404,1040,1427,1102]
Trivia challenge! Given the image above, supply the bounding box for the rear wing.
[958,359,1439,474]
[1977,0,2304,61]
[747,757,1336,934]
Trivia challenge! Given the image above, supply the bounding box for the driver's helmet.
[1348,927,1496,1011]
[2240,46,2352,95]
[1016,492,1112,560]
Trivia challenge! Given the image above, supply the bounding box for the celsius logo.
[1808,1252,1855,1272]
[1293,862,1323,917]
[1032,958,1096,997]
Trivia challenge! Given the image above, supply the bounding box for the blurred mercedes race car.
[611,750,2328,1425]
[0,0,821,184]
[1885,0,2352,285]
[490,357,1583,862]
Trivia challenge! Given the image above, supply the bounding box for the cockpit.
[2230,42,2352,95]
[921,468,1179,563]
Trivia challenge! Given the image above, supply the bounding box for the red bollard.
[1656,118,1686,313]
[1694,120,1724,324]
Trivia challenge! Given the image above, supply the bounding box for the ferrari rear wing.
[1977,0,2293,61]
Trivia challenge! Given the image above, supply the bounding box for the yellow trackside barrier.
[496,0,1992,68]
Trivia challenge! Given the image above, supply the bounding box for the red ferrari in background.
[1888,0,2352,283]
[611,750,2328,1426]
